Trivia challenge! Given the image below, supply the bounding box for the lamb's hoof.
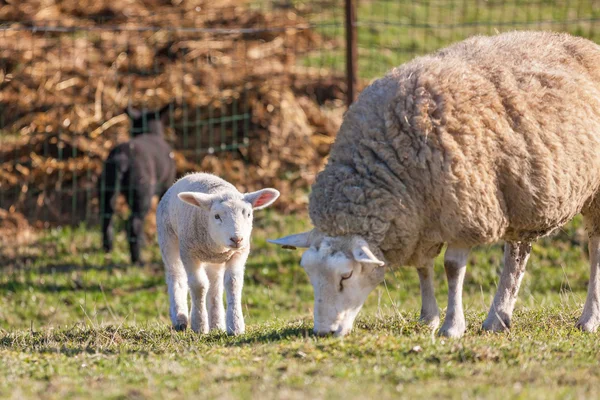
[209,324,226,333]
[438,321,466,338]
[576,317,599,332]
[482,315,511,333]
[227,327,245,336]
[173,314,189,331]
[173,323,187,332]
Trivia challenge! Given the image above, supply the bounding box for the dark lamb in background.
[99,105,177,264]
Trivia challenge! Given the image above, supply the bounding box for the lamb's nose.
[230,237,243,246]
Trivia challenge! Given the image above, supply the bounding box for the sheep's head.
[178,188,279,251]
[269,230,385,337]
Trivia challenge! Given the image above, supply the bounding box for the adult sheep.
[269,31,600,338]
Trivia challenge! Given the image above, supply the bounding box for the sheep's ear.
[268,230,314,250]
[178,192,215,211]
[244,188,280,210]
[125,105,142,120]
[352,240,384,266]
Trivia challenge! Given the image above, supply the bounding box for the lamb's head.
[178,188,279,251]
[269,230,385,336]
[125,103,170,137]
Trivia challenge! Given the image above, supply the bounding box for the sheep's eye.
[214,214,221,220]
[339,270,353,291]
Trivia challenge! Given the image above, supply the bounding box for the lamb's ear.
[268,230,314,250]
[244,188,280,210]
[125,105,142,120]
[352,240,384,266]
[178,192,216,211]
[158,103,171,123]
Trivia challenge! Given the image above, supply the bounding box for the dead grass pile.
[0,0,360,227]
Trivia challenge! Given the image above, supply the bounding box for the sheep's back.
[311,31,600,263]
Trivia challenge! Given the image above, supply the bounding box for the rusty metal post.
[345,0,357,106]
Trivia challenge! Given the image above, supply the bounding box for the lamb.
[99,104,176,265]
[269,31,600,338]
[156,173,279,334]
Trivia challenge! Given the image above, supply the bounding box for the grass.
[299,0,600,79]
[0,211,599,399]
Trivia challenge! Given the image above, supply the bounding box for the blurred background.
[0,0,599,330]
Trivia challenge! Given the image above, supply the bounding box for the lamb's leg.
[416,260,439,329]
[206,265,226,332]
[183,254,209,334]
[100,179,117,253]
[439,246,470,338]
[160,234,188,331]
[577,235,600,332]
[483,241,531,332]
[101,194,115,253]
[224,251,248,335]
[127,187,152,265]
[99,157,119,253]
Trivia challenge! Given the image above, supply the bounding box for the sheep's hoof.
[576,316,599,332]
[418,315,440,330]
[438,321,466,338]
[482,315,510,333]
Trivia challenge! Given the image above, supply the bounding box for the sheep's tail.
[99,149,129,252]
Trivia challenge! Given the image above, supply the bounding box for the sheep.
[99,104,176,265]
[156,173,279,334]
[269,31,600,338]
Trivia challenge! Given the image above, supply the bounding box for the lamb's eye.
[214,214,221,220]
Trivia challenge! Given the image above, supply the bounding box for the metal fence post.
[345,0,357,106]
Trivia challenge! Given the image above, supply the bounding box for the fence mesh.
[1,0,600,260]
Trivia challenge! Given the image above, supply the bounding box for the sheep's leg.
[160,234,188,331]
[483,241,531,332]
[224,251,248,335]
[184,255,210,334]
[416,260,439,329]
[577,234,600,332]
[439,246,470,338]
[206,265,226,332]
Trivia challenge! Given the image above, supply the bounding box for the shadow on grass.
[226,326,312,346]
[0,259,163,275]
[0,274,163,294]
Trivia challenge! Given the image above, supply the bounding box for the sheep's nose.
[230,237,243,246]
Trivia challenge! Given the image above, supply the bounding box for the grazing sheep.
[99,105,176,264]
[270,31,600,338]
[157,173,279,334]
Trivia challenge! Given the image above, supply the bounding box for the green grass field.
[301,0,600,78]
[1,212,599,399]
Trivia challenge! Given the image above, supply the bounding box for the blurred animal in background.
[99,104,177,265]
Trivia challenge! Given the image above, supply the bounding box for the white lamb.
[156,173,279,334]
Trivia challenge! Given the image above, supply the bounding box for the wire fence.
[1,0,600,260]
